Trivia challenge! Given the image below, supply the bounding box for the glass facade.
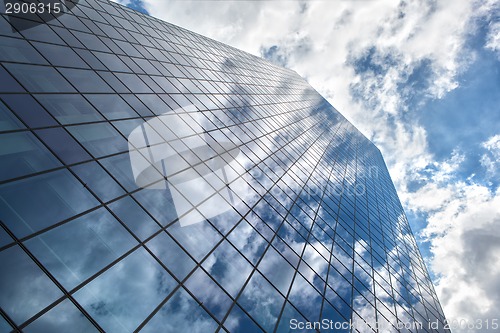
[0,1,448,332]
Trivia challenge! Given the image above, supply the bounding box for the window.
[0,169,99,237]
[35,94,104,125]
[18,19,64,44]
[257,246,294,294]
[238,272,284,332]
[93,51,131,72]
[71,161,125,202]
[114,73,152,93]
[136,94,169,115]
[109,196,159,241]
[73,31,110,52]
[139,288,217,333]
[68,122,127,158]
[1,94,57,128]
[203,240,253,297]
[100,153,138,191]
[0,246,62,324]
[74,248,176,333]
[25,207,137,290]
[0,36,47,64]
[146,232,195,280]
[32,42,88,68]
[36,127,92,164]
[0,100,24,132]
[0,131,61,182]
[4,63,75,93]
[59,68,113,93]
[23,299,98,333]
[85,94,139,120]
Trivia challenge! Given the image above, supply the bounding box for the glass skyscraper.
[0,0,448,332]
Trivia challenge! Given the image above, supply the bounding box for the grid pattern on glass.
[0,0,448,332]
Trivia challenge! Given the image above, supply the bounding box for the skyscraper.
[0,0,448,332]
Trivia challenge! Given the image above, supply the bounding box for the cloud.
[480,134,500,177]
[486,21,500,57]
[421,183,500,332]
[113,0,492,188]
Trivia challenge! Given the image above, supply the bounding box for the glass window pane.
[140,288,218,333]
[34,94,104,125]
[121,94,154,116]
[136,94,169,115]
[133,58,160,75]
[0,65,25,93]
[146,232,195,280]
[4,63,75,92]
[68,123,127,158]
[51,26,84,48]
[92,51,131,72]
[0,245,63,324]
[184,267,233,320]
[96,71,130,93]
[138,74,163,93]
[288,273,322,322]
[0,315,13,333]
[17,19,64,44]
[0,227,13,248]
[24,299,98,333]
[100,153,138,191]
[108,196,159,241]
[73,31,110,52]
[0,100,25,132]
[0,36,47,64]
[0,131,61,182]
[57,10,91,32]
[114,41,142,58]
[0,94,58,127]
[59,68,113,93]
[74,247,176,333]
[112,118,146,138]
[132,189,179,227]
[74,49,107,71]
[150,76,181,94]
[114,73,152,93]
[257,246,295,295]
[36,127,92,164]
[202,240,252,297]
[275,302,308,333]
[71,161,125,202]
[0,169,99,237]
[223,304,263,333]
[117,55,143,73]
[228,220,267,265]
[85,94,139,120]
[25,208,137,290]
[239,272,284,332]
[32,41,88,68]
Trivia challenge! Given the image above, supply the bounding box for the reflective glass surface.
[0,0,448,332]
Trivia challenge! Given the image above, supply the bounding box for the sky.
[113,0,500,330]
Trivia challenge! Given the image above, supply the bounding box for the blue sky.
[116,0,499,330]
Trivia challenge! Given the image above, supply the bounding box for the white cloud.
[422,183,500,332]
[480,134,500,176]
[112,0,130,5]
[486,21,500,57]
